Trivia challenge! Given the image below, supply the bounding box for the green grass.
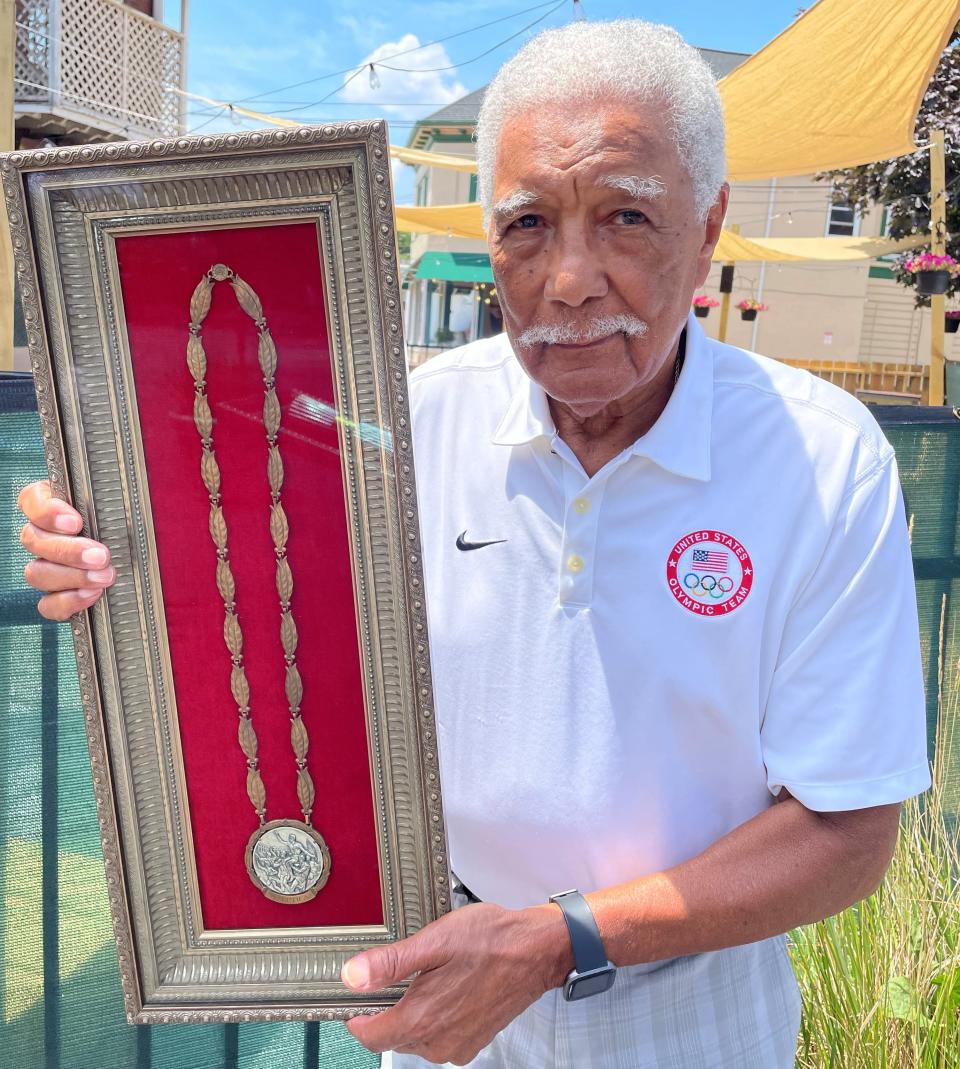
[789,609,960,1068]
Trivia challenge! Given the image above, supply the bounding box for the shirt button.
[572,497,590,514]
[566,554,585,574]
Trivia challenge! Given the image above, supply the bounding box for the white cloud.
[339,34,467,120]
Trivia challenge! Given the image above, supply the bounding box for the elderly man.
[17,19,930,1069]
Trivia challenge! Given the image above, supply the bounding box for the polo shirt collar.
[491,313,713,482]
[491,363,555,447]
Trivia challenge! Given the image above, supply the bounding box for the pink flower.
[692,295,719,308]
[736,299,769,311]
[904,252,960,274]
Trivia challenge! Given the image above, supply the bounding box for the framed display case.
[1,121,449,1023]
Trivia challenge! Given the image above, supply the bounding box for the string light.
[368,64,381,91]
[231,0,564,105]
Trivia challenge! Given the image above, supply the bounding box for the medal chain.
[186,263,315,829]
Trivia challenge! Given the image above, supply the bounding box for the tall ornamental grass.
[790,608,960,1067]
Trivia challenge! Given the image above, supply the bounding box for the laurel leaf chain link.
[187,263,315,827]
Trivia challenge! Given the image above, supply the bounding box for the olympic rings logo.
[683,573,735,599]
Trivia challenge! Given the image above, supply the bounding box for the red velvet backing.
[115,222,383,929]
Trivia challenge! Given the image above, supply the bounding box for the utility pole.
[930,130,947,406]
[0,0,14,372]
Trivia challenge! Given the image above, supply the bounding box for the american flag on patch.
[692,549,729,573]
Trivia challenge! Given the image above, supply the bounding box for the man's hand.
[342,901,572,1065]
[17,479,115,620]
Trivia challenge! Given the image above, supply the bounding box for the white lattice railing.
[15,0,185,138]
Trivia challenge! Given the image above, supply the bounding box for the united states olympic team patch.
[666,530,753,616]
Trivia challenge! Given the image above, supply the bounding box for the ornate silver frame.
[0,122,450,1023]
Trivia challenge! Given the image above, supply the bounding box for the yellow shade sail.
[394,203,486,239]
[179,0,957,184]
[394,202,930,261]
[392,0,960,181]
[389,144,478,173]
[712,230,930,263]
[721,0,960,180]
[171,87,303,127]
[172,89,482,174]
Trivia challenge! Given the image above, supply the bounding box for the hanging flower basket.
[692,295,719,318]
[919,271,951,296]
[903,253,959,296]
[737,299,768,322]
[947,311,960,334]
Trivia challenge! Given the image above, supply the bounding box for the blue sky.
[164,0,807,201]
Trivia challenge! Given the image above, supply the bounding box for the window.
[827,192,859,236]
[416,173,430,207]
[468,174,478,203]
[876,207,901,264]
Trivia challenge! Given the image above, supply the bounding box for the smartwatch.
[548,889,617,1001]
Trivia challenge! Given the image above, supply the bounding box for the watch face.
[567,967,616,1001]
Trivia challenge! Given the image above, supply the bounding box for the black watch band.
[549,889,616,1001]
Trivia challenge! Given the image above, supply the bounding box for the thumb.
[342,930,439,992]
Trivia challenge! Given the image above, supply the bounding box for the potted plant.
[947,310,960,334]
[692,295,719,318]
[902,253,960,296]
[736,299,768,322]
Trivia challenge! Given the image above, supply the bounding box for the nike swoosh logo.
[456,531,507,552]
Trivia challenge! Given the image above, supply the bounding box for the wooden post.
[0,0,15,372]
[930,130,947,406]
[717,224,739,345]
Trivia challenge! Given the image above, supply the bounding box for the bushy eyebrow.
[491,189,539,221]
[599,175,667,200]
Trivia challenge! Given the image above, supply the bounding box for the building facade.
[401,48,942,370]
[14,0,188,146]
[10,0,188,370]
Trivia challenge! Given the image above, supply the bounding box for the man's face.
[487,98,727,414]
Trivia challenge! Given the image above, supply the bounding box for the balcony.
[14,0,186,143]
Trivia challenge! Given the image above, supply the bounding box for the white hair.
[600,175,667,201]
[475,20,726,225]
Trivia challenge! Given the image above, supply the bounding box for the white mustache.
[516,315,648,348]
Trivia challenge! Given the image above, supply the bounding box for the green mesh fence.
[0,374,379,1069]
[875,405,960,822]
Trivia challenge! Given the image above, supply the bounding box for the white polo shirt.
[392,316,931,1068]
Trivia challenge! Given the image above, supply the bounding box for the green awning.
[414,251,493,284]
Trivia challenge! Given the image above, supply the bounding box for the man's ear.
[695,183,729,289]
